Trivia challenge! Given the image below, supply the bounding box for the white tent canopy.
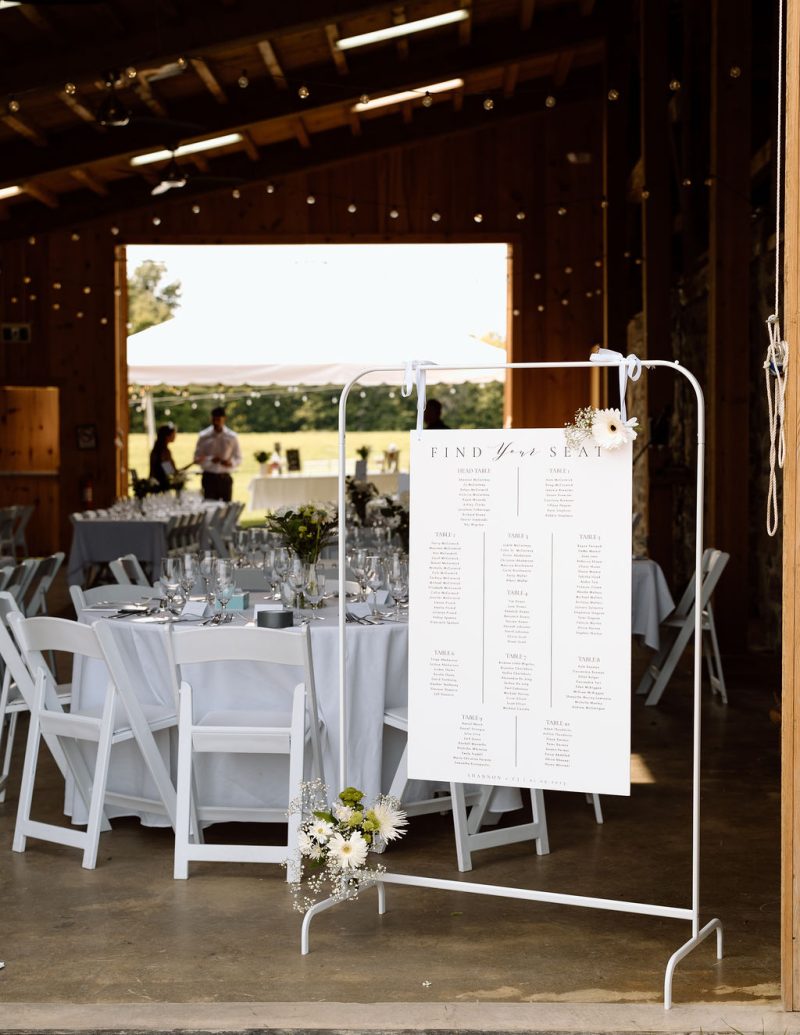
[128,313,506,388]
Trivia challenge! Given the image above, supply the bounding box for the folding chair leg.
[82,692,116,870]
[0,711,19,803]
[644,620,696,707]
[635,637,672,695]
[705,605,728,704]
[174,687,194,880]
[531,789,549,855]
[13,684,45,853]
[588,793,603,824]
[450,782,472,873]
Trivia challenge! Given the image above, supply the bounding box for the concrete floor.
[0,576,781,1018]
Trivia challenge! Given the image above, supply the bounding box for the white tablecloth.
[72,603,410,825]
[248,472,400,510]
[68,520,169,586]
[631,558,675,650]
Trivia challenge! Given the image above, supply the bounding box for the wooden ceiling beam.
[503,64,520,98]
[257,39,288,88]
[130,76,168,118]
[71,168,109,196]
[0,0,393,97]
[241,131,260,160]
[553,49,575,87]
[0,68,602,241]
[2,114,47,147]
[0,11,605,185]
[295,117,311,148]
[325,24,349,74]
[190,57,228,103]
[22,181,58,208]
[459,0,472,45]
[393,6,409,60]
[348,108,362,135]
[520,0,535,31]
[402,100,413,124]
[60,91,102,128]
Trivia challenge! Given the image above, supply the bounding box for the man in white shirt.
[193,406,242,501]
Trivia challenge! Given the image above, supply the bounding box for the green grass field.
[128,431,408,516]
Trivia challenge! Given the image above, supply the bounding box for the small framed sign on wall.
[76,424,98,450]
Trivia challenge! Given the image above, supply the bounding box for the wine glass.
[365,554,385,615]
[233,529,250,567]
[180,553,197,604]
[287,557,306,612]
[272,547,291,600]
[388,557,409,619]
[199,550,216,604]
[213,558,235,622]
[160,557,181,615]
[349,548,369,602]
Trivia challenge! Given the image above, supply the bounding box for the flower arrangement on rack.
[564,407,638,451]
[288,783,407,914]
[131,473,159,499]
[356,445,370,461]
[264,502,338,563]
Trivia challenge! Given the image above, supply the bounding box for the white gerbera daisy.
[368,800,408,843]
[298,830,314,856]
[308,843,324,862]
[328,831,368,870]
[591,408,638,450]
[333,803,353,822]
[310,819,333,842]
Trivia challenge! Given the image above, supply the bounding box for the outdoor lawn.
[127,431,409,516]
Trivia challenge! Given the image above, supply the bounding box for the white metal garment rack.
[300,353,723,1010]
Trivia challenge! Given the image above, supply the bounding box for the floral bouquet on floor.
[288,782,407,913]
[264,502,338,564]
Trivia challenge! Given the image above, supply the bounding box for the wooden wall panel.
[0,103,606,550]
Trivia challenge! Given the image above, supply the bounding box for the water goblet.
[365,554,385,615]
[160,557,182,615]
[288,557,306,612]
[303,564,326,618]
[389,558,409,619]
[199,550,216,604]
[180,553,197,605]
[213,558,235,622]
[273,547,291,600]
[349,548,369,602]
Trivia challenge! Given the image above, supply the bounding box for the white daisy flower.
[310,819,334,842]
[298,830,314,856]
[591,408,638,450]
[308,843,324,862]
[368,799,408,843]
[328,831,368,870]
[333,803,353,822]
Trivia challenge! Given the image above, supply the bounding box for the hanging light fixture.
[97,72,131,127]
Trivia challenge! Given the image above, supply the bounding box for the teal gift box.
[215,591,250,611]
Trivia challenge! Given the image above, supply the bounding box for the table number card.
[408,428,632,796]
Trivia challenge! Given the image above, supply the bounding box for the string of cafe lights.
[2,62,751,327]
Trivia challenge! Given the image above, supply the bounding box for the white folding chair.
[636,548,729,707]
[0,510,17,558]
[69,582,156,617]
[3,559,39,611]
[206,505,231,557]
[109,554,150,587]
[0,592,70,803]
[382,705,550,872]
[9,613,176,869]
[24,552,65,617]
[167,624,323,880]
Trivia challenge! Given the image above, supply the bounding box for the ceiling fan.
[150,156,187,195]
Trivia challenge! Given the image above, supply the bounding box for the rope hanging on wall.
[765,0,789,538]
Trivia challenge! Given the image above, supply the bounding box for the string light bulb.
[125,66,137,80]
[100,317,108,325]
[71,232,80,241]
[152,215,161,226]
[359,93,370,105]
[52,281,61,290]
[265,183,275,194]
[27,236,36,245]
[7,97,20,114]
[76,311,84,319]
[537,304,545,312]
[192,204,201,214]
[389,207,399,219]
[544,95,556,108]
[607,88,620,101]
[64,82,77,95]
[516,209,526,221]
[22,275,31,285]
[729,65,742,78]
[110,225,120,235]
[306,194,316,205]
[231,188,241,199]
[669,79,681,91]
[557,206,567,216]
[298,84,310,99]
[473,212,483,223]
[83,285,91,294]
[237,70,249,89]
[641,188,650,200]
[682,177,692,187]
[422,91,433,107]
[431,211,441,222]
[347,201,357,213]
[533,272,542,280]
[177,57,188,71]
[483,97,494,111]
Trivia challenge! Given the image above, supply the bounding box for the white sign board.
[408,428,632,796]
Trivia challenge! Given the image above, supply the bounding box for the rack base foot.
[664,918,723,1009]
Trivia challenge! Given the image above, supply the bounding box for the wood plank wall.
[0,103,604,553]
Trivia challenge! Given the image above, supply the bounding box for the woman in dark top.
[148,423,177,491]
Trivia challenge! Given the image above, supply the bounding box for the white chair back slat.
[25,552,65,617]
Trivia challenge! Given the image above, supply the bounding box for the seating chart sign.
[408,428,632,796]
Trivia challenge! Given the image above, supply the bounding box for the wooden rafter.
[503,64,520,98]
[348,108,362,135]
[2,114,46,147]
[131,76,168,118]
[191,154,210,172]
[325,24,349,74]
[256,39,287,88]
[553,50,575,87]
[71,168,109,196]
[22,181,58,208]
[60,91,100,127]
[453,84,465,111]
[459,0,472,45]
[0,13,605,186]
[190,57,228,104]
[295,116,311,148]
[402,99,413,124]
[520,0,535,31]
[393,6,410,60]
[241,131,260,161]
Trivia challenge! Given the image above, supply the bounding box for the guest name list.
[408,429,632,796]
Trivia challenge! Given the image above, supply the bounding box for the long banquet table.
[247,472,400,511]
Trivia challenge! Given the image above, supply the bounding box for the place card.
[182,599,210,619]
